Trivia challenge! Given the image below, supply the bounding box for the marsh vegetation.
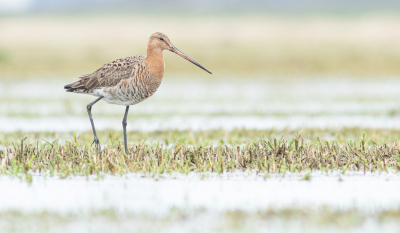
[1,130,400,179]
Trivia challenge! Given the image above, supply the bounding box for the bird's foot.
[91,137,101,153]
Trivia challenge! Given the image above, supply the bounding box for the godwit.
[64,32,211,153]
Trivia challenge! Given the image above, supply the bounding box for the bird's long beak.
[170,45,212,74]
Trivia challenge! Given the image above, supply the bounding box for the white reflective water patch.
[0,77,400,131]
[0,172,399,214]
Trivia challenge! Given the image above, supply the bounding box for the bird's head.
[148,32,212,74]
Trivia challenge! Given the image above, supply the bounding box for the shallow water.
[1,77,400,132]
[1,171,399,214]
[1,171,400,233]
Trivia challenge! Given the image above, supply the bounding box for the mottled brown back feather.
[69,56,145,91]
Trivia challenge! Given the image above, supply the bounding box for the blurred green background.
[1,0,400,79]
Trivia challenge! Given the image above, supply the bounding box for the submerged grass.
[2,128,400,147]
[1,207,400,233]
[0,131,399,178]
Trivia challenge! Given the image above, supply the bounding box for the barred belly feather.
[92,66,161,106]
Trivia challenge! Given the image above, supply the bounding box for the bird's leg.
[87,96,104,153]
[122,106,130,154]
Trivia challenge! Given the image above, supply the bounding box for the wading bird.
[64,32,212,153]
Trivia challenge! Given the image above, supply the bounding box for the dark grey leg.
[122,106,130,154]
[87,96,104,152]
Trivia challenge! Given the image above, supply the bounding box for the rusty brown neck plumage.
[145,45,165,81]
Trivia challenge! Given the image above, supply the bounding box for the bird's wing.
[70,56,145,91]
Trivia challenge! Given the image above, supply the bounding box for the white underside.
[77,88,146,106]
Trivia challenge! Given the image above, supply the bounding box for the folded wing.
[64,56,144,92]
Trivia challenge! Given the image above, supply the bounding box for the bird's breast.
[101,72,162,106]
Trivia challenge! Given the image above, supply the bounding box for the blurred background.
[1,0,400,142]
[2,0,400,78]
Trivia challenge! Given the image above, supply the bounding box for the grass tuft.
[1,133,399,178]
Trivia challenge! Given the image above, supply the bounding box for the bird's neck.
[146,47,165,81]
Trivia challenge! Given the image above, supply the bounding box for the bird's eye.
[160,37,164,41]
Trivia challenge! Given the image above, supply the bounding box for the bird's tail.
[64,82,78,92]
